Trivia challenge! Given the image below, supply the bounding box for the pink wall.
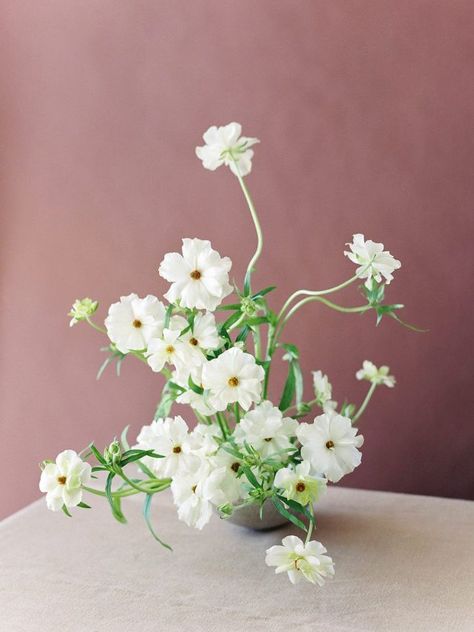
[1,1,473,518]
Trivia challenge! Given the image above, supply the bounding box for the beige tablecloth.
[1,487,473,631]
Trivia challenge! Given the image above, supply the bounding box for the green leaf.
[120,449,163,467]
[271,497,307,531]
[89,443,108,466]
[240,464,261,489]
[251,286,276,299]
[236,326,251,343]
[188,375,204,395]
[293,360,304,408]
[164,303,174,329]
[77,501,91,509]
[279,362,296,411]
[155,382,178,419]
[243,270,251,296]
[216,303,242,311]
[61,504,72,518]
[120,425,131,451]
[280,343,299,360]
[221,310,243,330]
[245,316,271,327]
[277,495,314,523]
[105,472,127,524]
[143,494,172,550]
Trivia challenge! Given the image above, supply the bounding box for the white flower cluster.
[44,123,408,589]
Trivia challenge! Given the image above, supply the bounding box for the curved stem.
[275,296,371,345]
[352,382,377,424]
[82,485,139,499]
[86,317,107,335]
[114,467,165,494]
[233,163,263,293]
[305,504,315,544]
[277,274,361,323]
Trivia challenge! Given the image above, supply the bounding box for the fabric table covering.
[1,487,473,631]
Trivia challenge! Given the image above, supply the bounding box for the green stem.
[86,317,107,335]
[305,504,315,544]
[275,297,371,344]
[277,274,361,323]
[352,382,377,424]
[83,484,140,498]
[233,162,263,293]
[216,412,230,439]
[114,467,166,494]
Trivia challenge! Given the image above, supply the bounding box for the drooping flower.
[105,294,166,354]
[356,360,396,387]
[202,347,265,411]
[68,298,98,327]
[39,450,91,512]
[171,460,213,530]
[234,400,297,459]
[159,238,232,311]
[135,416,200,477]
[265,536,335,586]
[195,122,259,177]
[146,328,189,373]
[312,370,337,412]
[296,413,364,483]
[274,461,327,506]
[344,233,401,289]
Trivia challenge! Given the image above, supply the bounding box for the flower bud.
[68,298,98,327]
[103,440,122,466]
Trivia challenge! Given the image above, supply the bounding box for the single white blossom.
[159,238,232,311]
[171,460,213,529]
[234,400,297,459]
[174,363,219,417]
[296,413,364,483]
[344,233,401,289]
[105,294,165,354]
[190,423,221,458]
[146,328,189,373]
[180,311,221,365]
[202,347,265,411]
[39,450,91,512]
[312,370,337,412]
[68,298,98,327]
[208,449,245,505]
[135,416,199,477]
[265,536,335,586]
[356,360,396,387]
[195,122,259,177]
[274,461,327,506]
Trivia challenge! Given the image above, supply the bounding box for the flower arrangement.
[40,123,418,586]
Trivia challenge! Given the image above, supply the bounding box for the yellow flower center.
[166,345,175,354]
[132,319,142,328]
[190,270,201,280]
[296,481,306,492]
[173,445,182,454]
[57,476,67,485]
[189,337,199,346]
[228,376,239,387]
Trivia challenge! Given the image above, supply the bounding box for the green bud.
[68,298,98,327]
[103,440,122,466]
[240,296,258,317]
[217,503,234,517]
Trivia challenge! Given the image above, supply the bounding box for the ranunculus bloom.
[265,535,335,586]
[296,413,364,483]
[273,461,327,506]
[202,347,265,411]
[105,293,166,354]
[312,370,337,412]
[159,238,232,311]
[356,360,396,387]
[39,450,91,512]
[344,233,401,288]
[234,400,297,459]
[195,122,259,177]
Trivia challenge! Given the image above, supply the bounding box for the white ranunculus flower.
[39,450,91,512]
[159,238,232,311]
[135,416,200,477]
[190,423,221,458]
[105,294,166,354]
[344,233,401,289]
[356,360,396,387]
[180,312,221,365]
[195,122,259,177]
[146,328,190,373]
[265,536,335,586]
[171,460,213,530]
[273,461,327,506]
[175,363,219,417]
[296,413,364,483]
[207,449,245,505]
[234,401,297,459]
[312,370,337,412]
[202,347,265,412]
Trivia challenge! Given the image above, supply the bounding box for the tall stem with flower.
[40,122,421,587]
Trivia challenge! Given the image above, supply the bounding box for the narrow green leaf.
[279,363,296,411]
[240,464,261,489]
[251,286,276,299]
[120,425,131,451]
[89,443,108,466]
[188,375,204,395]
[236,326,251,343]
[77,501,91,509]
[271,497,307,531]
[216,303,242,311]
[105,472,127,524]
[143,494,172,550]
[61,504,72,518]
[164,303,174,329]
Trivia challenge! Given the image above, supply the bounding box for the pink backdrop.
[1,1,473,518]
